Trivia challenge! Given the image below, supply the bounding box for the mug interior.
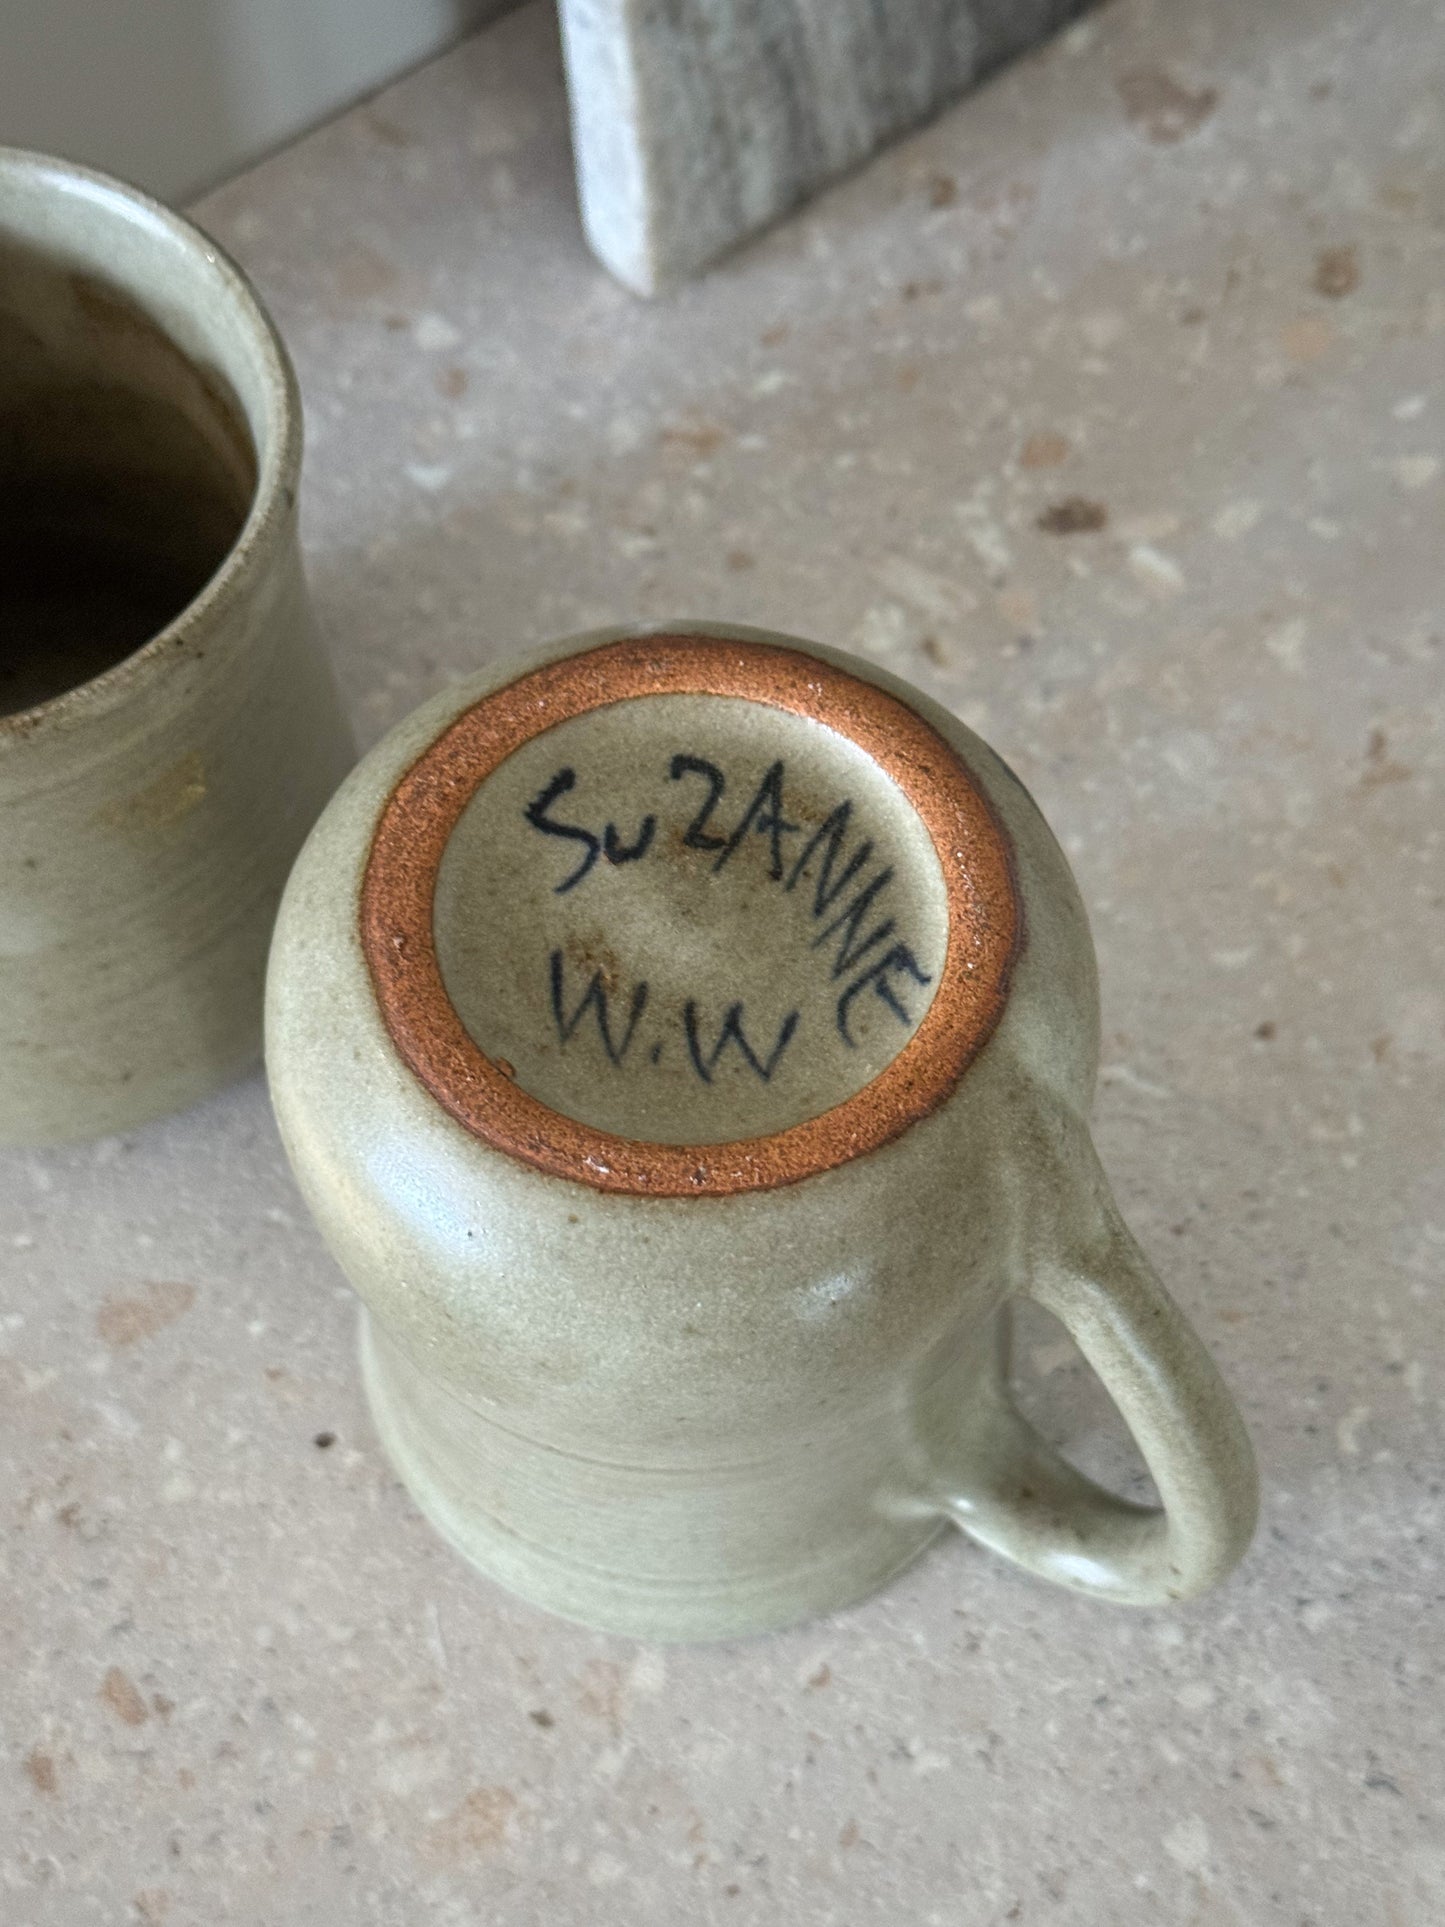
[0,155,277,721]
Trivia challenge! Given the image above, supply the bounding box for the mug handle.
[936,1106,1258,1604]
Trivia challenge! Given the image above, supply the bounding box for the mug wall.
[0,150,352,1144]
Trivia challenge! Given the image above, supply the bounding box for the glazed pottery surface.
[266,624,1257,1640]
[0,148,352,1146]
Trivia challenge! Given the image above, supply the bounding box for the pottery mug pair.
[2,150,1256,1640]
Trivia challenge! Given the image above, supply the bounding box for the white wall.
[0,0,516,202]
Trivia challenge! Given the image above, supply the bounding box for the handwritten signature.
[525,752,934,1075]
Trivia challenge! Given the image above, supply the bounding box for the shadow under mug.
[0,148,352,1146]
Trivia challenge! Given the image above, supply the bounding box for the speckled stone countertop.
[5,0,1443,1920]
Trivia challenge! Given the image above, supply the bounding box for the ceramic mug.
[0,148,352,1145]
[267,624,1257,1640]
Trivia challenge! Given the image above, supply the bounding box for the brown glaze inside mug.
[0,237,257,719]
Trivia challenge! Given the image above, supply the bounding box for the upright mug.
[267,625,1257,1640]
[0,148,352,1145]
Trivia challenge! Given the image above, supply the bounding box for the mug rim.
[360,631,1023,1197]
[0,145,301,747]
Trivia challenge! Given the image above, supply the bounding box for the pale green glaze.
[266,624,1258,1640]
[0,150,352,1145]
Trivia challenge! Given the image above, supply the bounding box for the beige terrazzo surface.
[4,0,1443,1919]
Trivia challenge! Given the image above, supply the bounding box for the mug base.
[358,1311,949,1643]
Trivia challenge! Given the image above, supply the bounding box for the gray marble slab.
[560,0,1094,291]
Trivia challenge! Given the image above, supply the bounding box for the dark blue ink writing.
[836,944,932,1046]
[668,754,728,850]
[523,753,934,1053]
[813,865,896,980]
[712,760,798,879]
[785,801,874,917]
[525,769,598,893]
[527,769,659,893]
[549,949,648,1063]
[603,815,656,865]
[683,1001,801,1083]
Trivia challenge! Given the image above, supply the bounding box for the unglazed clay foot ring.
[360,632,1021,1197]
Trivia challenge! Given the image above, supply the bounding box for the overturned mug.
[0,149,351,1145]
[267,624,1257,1639]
